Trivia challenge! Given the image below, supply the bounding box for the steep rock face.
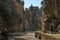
[0,0,24,32]
[42,0,60,33]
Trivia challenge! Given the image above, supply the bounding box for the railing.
[41,33,60,40]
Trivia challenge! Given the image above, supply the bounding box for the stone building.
[29,5,42,31]
[24,5,42,31]
[0,0,24,32]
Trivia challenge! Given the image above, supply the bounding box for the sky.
[24,0,42,8]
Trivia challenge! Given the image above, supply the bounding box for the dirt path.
[8,32,39,40]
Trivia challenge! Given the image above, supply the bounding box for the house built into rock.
[35,0,60,40]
